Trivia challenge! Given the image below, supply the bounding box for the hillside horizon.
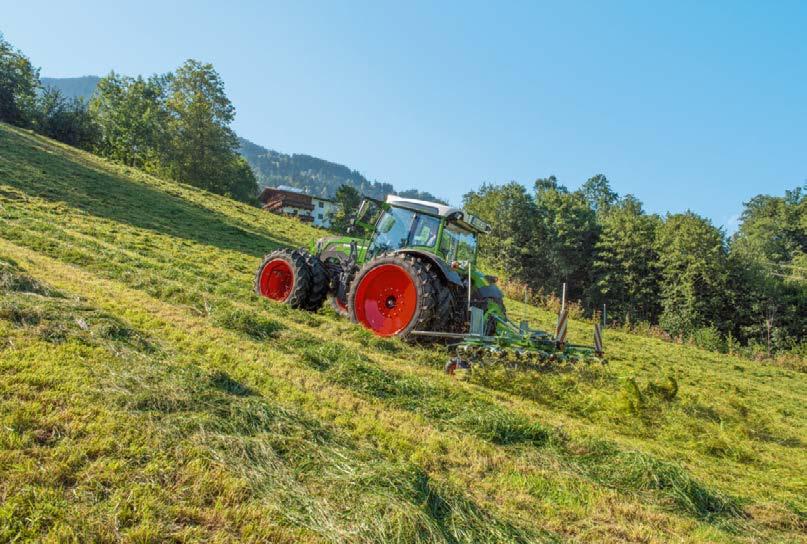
[41,76,445,203]
[0,122,804,542]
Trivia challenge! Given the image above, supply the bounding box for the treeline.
[464,176,806,357]
[238,137,446,203]
[0,34,257,202]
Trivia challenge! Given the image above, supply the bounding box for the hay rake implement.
[414,288,606,375]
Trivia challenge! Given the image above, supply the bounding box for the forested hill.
[238,136,445,201]
[41,76,445,202]
[41,75,100,100]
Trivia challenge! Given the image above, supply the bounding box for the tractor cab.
[367,195,489,266]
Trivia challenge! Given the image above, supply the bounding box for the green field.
[1,123,805,543]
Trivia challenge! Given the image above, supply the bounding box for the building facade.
[310,196,338,228]
[258,186,336,228]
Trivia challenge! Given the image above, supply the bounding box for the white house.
[311,196,337,228]
[258,186,337,229]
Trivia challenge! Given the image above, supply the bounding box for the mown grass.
[1,123,805,542]
[0,258,540,543]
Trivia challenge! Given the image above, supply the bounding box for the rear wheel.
[348,254,437,338]
[434,281,468,334]
[254,249,312,308]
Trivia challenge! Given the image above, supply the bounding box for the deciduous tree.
[656,212,729,338]
[90,73,168,168]
[592,195,661,324]
[332,184,363,233]
[0,33,40,127]
[162,60,239,195]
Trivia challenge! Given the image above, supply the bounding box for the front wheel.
[348,254,438,338]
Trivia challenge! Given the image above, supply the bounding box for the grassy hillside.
[0,123,804,543]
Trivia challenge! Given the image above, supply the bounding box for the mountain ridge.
[41,76,446,202]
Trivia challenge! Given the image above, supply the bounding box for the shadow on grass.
[118,361,547,542]
[0,126,295,257]
[295,338,746,528]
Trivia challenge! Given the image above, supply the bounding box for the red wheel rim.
[258,259,294,301]
[354,264,417,336]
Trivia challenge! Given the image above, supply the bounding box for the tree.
[0,33,40,127]
[727,185,806,352]
[581,174,618,214]
[90,61,257,203]
[463,182,540,283]
[533,181,598,299]
[534,175,564,194]
[655,212,729,339]
[730,186,806,265]
[592,195,661,324]
[332,184,362,233]
[90,72,168,169]
[162,59,238,194]
[35,87,99,150]
[224,156,259,203]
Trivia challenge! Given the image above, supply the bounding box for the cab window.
[441,223,477,262]
[410,215,440,247]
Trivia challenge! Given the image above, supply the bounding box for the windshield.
[440,223,477,262]
[371,207,416,253]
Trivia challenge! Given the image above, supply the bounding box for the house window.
[318,201,324,208]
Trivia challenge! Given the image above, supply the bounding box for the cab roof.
[385,195,460,217]
[385,195,491,234]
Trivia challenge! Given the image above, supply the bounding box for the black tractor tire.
[302,253,329,311]
[254,249,312,309]
[433,280,464,334]
[348,253,439,339]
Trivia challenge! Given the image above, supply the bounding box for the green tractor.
[255,195,500,337]
[255,195,604,370]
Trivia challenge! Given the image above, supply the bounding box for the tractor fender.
[393,249,464,286]
[475,284,504,303]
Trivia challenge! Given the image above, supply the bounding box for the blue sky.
[4,0,805,231]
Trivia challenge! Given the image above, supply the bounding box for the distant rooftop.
[275,185,306,194]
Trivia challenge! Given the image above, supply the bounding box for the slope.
[0,123,804,543]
